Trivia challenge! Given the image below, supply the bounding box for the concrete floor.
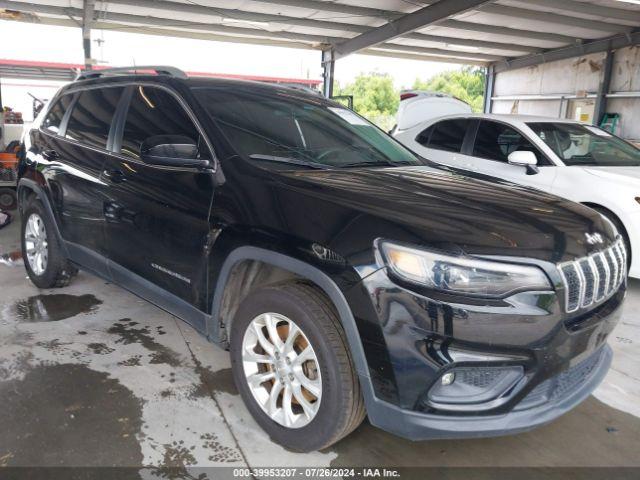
[1,213,640,475]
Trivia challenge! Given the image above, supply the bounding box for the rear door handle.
[41,149,59,160]
[102,169,125,183]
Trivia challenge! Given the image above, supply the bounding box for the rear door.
[40,86,124,276]
[414,118,471,169]
[101,84,215,320]
[465,120,557,191]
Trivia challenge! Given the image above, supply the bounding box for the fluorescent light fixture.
[446,43,480,52]
[221,17,270,28]
[615,0,640,4]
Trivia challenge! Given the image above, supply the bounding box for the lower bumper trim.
[363,344,612,441]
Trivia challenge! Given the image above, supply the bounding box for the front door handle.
[41,149,59,160]
[104,202,123,222]
[102,169,125,183]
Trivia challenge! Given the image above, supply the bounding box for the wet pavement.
[0,214,639,476]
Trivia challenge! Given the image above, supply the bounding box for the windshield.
[527,122,640,167]
[193,86,424,169]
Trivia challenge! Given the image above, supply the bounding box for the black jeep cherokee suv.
[18,67,626,452]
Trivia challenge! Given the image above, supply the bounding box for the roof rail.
[75,66,188,81]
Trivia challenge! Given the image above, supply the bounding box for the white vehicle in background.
[393,111,640,278]
[390,90,472,134]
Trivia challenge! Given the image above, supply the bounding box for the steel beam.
[372,43,502,62]
[82,0,95,70]
[333,0,494,60]
[439,20,579,46]
[362,48,487,66]
[508,0,640,26]
[493,30,640,73]
[480,4,629,34]
[594,50,614,127]
[401,33,540,54]
[248,0,407,20]
[483,65,495,113]
[105,0,370,34]
[321,49,334,98]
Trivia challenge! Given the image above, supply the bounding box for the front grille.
[558,238,626,313]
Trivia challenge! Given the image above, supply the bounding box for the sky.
[0,20,461,120]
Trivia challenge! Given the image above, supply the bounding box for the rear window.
[42,94,73,134]
[423,119,469,153]
[65,87,124,150]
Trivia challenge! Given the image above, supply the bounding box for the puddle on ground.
[0,250,22,267]
[190,366,237,399]
[7,294,102,323]
[0,363,144,466]
[107,318,183,367]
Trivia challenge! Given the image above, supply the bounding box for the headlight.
[378,241,551,297]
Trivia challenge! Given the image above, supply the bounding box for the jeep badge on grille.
[585,232,604,245]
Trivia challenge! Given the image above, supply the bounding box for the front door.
[464,120,557,192]
[101,84,215,323]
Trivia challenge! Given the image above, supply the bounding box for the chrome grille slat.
[579,257,596,308]
[606,249,618,295]
[612,244,624,285]
[592,253,608,301]
[559,239,626,313]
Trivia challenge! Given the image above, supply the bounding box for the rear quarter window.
[42,94,74,134]
[421,119,469,153]
[65,87,124,150]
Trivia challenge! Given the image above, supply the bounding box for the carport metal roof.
[0,58,323,86]
[0,0,639,95]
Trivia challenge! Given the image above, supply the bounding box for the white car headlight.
[379,241,552,297]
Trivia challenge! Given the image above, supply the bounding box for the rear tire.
[21,198,77,288]
[230,282,365,452]
[0,188,17,210]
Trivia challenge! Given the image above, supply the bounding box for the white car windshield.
[528,122,640,167]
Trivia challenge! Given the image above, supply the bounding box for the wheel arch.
[581,202,629,239]
[582,202,631,261]
[209,246,370,379]
[17,178,69,257]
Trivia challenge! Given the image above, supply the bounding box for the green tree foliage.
[413,66,486,112]
[333,67,486,130]
[334,73,399,131]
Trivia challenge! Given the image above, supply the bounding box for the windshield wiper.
[338,160,414,168]
[248,154,328,170]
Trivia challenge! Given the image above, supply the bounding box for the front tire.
[21,199,77,288]
[230,282,365,451]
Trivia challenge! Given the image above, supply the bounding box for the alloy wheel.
[24,213,48,276]
[241,312,322,428]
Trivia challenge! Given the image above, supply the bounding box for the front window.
[474,120,546,164]
[528,122,640,167]
[193,87,423,169]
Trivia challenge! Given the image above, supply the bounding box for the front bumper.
[362,344,611,440]
[348,265,624,440]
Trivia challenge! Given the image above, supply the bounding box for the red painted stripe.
[0,58,321,85]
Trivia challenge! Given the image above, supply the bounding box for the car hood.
[268,165,615,265]
[582,166,640,185]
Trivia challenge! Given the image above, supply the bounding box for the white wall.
[491,45,640,141]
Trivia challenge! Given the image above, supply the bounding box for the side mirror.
[140,135,210,168]
[508,150,539,175]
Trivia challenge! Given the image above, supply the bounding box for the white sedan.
[393,113,640,278]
